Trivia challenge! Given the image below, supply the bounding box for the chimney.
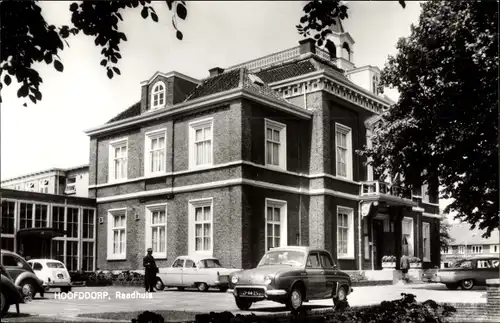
[299,38,316,55]
[209,67,224,77]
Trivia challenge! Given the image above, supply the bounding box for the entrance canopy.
[16,227,66,239]
[360,181,416,209]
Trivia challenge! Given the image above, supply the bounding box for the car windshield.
[258,250,305,267]
[198,259,223,268]
[452,260,473,268]
[46,262,65,269]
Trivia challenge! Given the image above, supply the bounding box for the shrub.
[409,256,421,263]
[132,311,165,323]
[382,255,396,262]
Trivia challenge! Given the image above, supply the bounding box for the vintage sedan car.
[27,259,72,293]
[1,264,26,317]
[436,256,499,290]
[156,255,240,292]
[229,246,353,311]
[1,250,45,298]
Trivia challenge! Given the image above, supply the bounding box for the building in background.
[1,165,89,197]
[85,19,441,272]
[441,224,500,268]
[1,165,96,272]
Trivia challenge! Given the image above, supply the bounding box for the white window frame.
[336,206,354,259]
[150,81,166,110]
[39,179,49,193]
[421,183,430,203]
[144,129,167,176]
[441,246,450,254]
[402,217,414,256]
[422,222,431,261]
[107,208,127,260]
[65,177,76,194]
[188,198,214,256]
[34,203,49,228]
[335,123,353,180]
[264,119,287,170]
[188,118,214,169]
[264,198,288,251]
[145,203,168,259]
[471,245,483,254]
[458,245,465,254]
[108,138,128,183]
[1,200,17,249]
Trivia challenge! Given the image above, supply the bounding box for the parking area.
[6,283,487,321]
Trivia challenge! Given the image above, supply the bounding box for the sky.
[2,1,456,219]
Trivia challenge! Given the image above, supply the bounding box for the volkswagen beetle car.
[229,246,353,311]
[1,250,45,299]
[156,255,240,292]
[436,255,499,290]
[1,264,26,317]
[26,259,72,293]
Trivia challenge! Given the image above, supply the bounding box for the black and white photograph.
[0,1,498,322]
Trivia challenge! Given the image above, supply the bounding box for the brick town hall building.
[84,21,441,272]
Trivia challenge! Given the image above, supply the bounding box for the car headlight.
[231,275,239,284]
[264,275,272,285]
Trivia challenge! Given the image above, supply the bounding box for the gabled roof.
[106,101,141,124]
[448,223,499,246]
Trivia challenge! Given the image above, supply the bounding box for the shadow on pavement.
[246,304,332,313]
[405,284,486,291]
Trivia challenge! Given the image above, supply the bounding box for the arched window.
[325,39,337,60]
[151,81,166,109]
[342,42,351,61]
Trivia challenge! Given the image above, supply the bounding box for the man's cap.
[147,248,153,252]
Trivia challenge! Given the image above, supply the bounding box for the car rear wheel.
[235,298,252,310]
[20,279,36,299]
[445,283,459,290]
[286,286,303,312]
[0,291,10,317]
[461,279,475,290]
[155,279,165,291]
[197,282,208,292]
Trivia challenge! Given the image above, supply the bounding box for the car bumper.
[229,286,288,302]
[43,281,72,289]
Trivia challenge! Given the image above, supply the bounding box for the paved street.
[6,283,487,321]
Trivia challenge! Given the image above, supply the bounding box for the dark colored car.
[436,256,499,290]
[229,246,353,311]
[1,264,26,317]
[1,250,45,298]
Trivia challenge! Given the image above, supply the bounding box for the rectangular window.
[458,245,465,254]
[265,199,287,251]
[66,207,79,238]
[107,209,127,260]
[66,241,78,272]
[264,119,287,169]
[65,177,76,194]
[51,239,65,263]
[442,246,449,254]
[34,204,48,228]
[188,199,213,255]
[1,237,14,251]
[82,209,95,239]
[337,206,354,258]
[52,206,65,231]
[19,202,33,229]
[189,118,213,168]
[26,182,36,192]
[471,245,483,254]
[82,241,94,272]
[402,217,414,256]
[421,183,430,203]
[423,222,431,261]
[335,123,352,180]
[491,245,499,253]
[145,129,167,175]
[108,138,128,182]
[39,179,49,193]
[145,204,167,258]
[1,201,15,234]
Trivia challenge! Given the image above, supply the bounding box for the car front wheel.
[155,279,165,291]
[197,282,208,292]
[0,291,10,317]
[20,279,36,299]
[286,286,303,312]
[235,298,252,310]
[333,286,348,309]
[461,279,475,290]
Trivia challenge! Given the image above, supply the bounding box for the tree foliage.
[358,0,499,237]
[439,217,453,249]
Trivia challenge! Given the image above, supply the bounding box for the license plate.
[238,289,264,297]
[57,274,64,279]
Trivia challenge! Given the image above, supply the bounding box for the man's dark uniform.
[143,248,158,292]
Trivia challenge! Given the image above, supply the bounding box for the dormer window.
[151,81,166,109]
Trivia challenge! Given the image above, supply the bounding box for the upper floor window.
[335,123,352,180]
[264,119,287,170]
[39,179,49,193]
[441,246,449,254]
[65,177,76,194]
[189,118,213,169]
[26,182,35,192]
[151,81,166,109]
[145,129,167,176]
[458,245,465,254]
[471,245,483,254]
[108,138,128,182]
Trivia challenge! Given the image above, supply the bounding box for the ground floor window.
[422,222,431,261]
[66,241,79,271]
[402,217,414,256]
[52,239,65,263]
[82,241,94,271]
[1,237,15,251]
[188,199,213,255]
[265,199,287,251]
[337,206,354,258]
[107,209,127,260]
[471,245,483,254]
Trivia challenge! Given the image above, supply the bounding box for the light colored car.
[435,255,499,290]
[26,259,72,293]
[229,246,353,311]
[1,250,45,299]
[156,255,240,292]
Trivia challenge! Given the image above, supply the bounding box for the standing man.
[400,252,410,283]
[143,248,158,292]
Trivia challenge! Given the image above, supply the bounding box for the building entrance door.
[372,219,384,270]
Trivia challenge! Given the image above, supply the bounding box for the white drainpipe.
[358,200,363,273]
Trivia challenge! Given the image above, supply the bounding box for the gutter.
[358,200,363,273]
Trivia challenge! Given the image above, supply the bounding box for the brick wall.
[486,280,500,321]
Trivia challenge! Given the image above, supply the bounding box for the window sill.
[337,256,355,260]
[264,163,286,172]
[188,164,214,171]
[108,178,129,185]
[152,253,167,260]
[144,171,168,179]
[334,175,355,184]
[107,255,126,261]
